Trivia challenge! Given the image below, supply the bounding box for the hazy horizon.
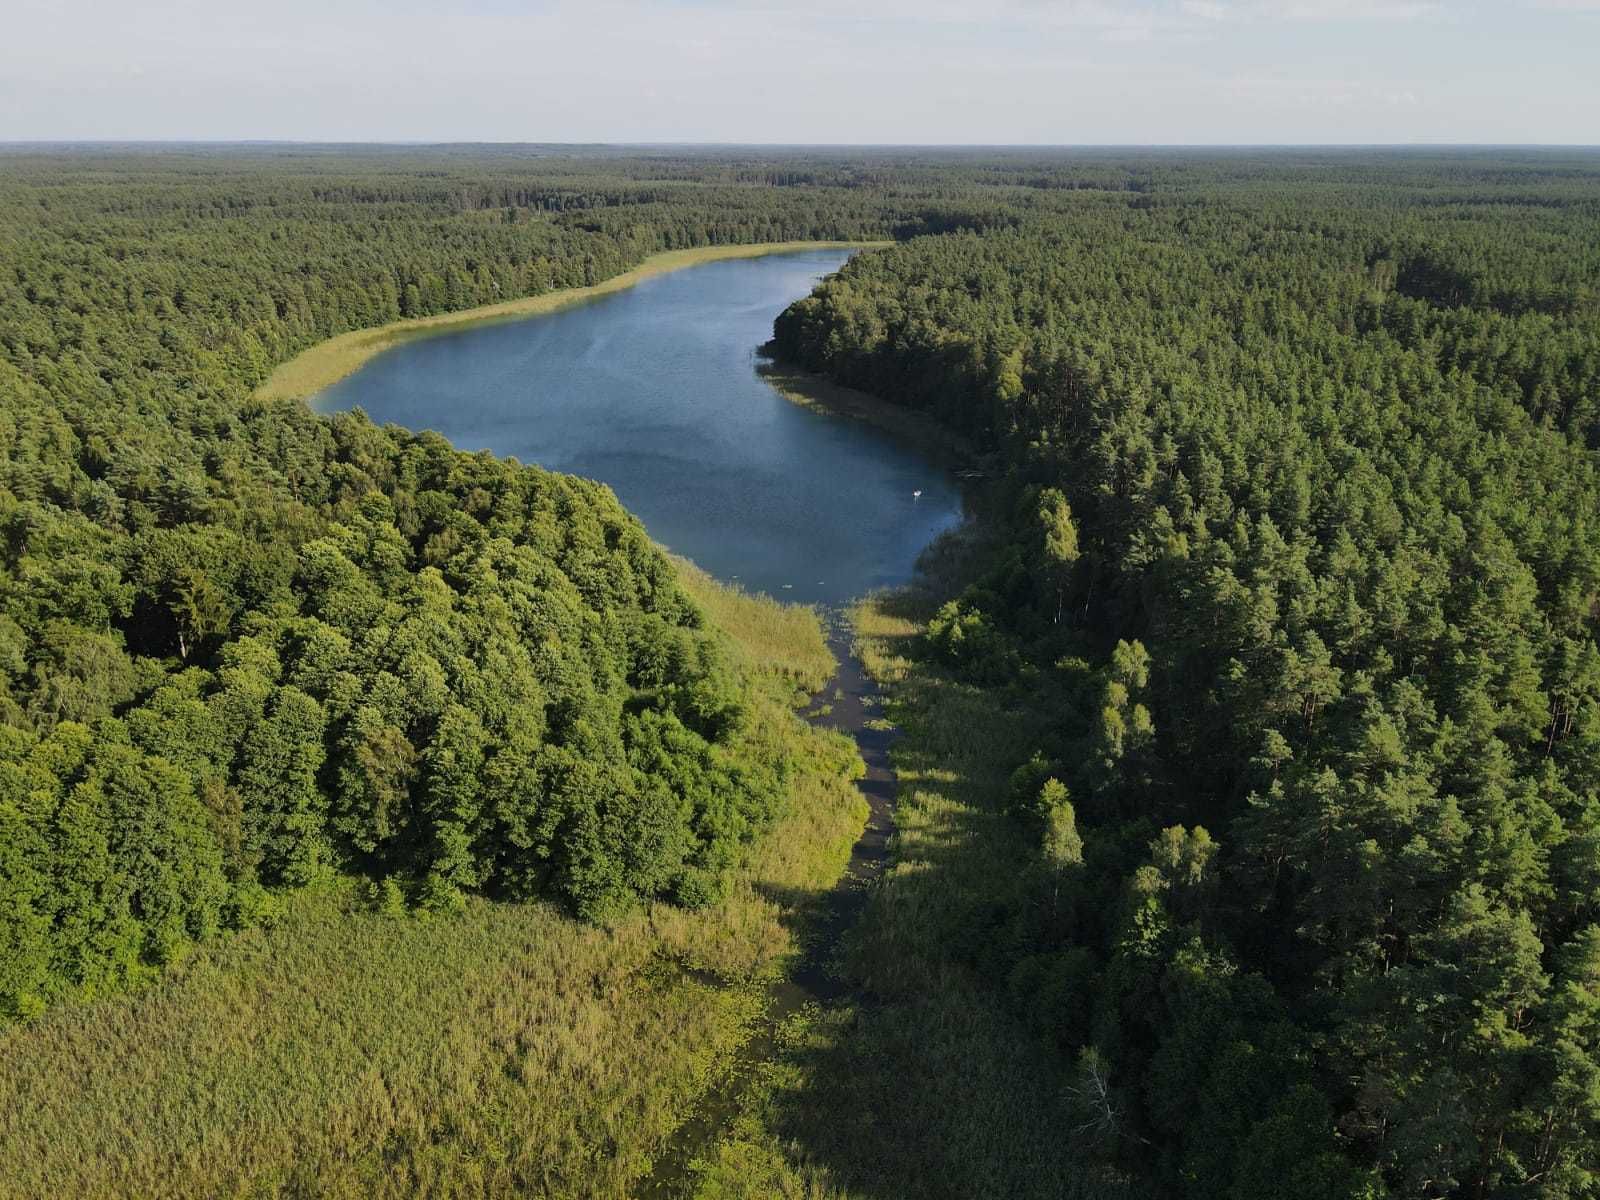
[4,0,1597,145]
[4,140,1600,150]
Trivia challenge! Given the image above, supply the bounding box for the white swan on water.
[913,488,923,498]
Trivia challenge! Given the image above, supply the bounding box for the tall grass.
[0,570,864,1200]
[257,243,889,404]
[673,556,835,694]
[685,587,1143,1199]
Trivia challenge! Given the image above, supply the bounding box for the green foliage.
[6,141,1600,1195]
[926,591,1020,684]
[1040,780,1084,871]
[0,565,866,1200]
[0,146,957,1020]
[1038,486,1080,623]
[369,875,409,918]
[773,148,1600,1197]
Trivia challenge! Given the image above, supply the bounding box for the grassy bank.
[0,568,866,1200]
[682,581,1140,1199]
[672,556,835,695]
[258,242,889,404]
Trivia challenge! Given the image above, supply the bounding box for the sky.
[2,0,1596,145]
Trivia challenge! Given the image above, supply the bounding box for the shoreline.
[256,241,890,404]
[756,356,984,474]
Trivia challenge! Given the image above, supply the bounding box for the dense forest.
[4,144,1600,1198]
[772,150,1600,1197]
[0,146,995,1021]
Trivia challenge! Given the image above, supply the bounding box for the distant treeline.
[771,151,1600,1198]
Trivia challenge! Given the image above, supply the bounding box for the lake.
[317,248,963,605]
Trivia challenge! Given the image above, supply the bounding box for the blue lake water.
[317,248,963,605]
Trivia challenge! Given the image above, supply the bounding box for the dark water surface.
[317,249,963,605]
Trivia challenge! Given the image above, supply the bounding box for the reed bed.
[0,569,865,1200]
[686,592,1135,1199]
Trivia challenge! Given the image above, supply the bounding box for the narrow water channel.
[637,618,898,1198]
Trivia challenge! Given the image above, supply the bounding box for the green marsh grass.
[0,568,865,1199]
[686,589,1139,1199]
[671,556,834,695]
